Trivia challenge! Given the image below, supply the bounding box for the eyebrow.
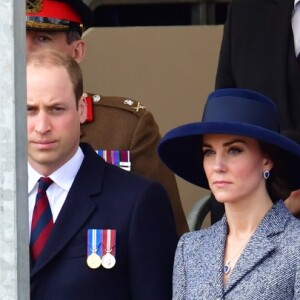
[203,139,247,148]
[27,101,66,108]
[33,31,56,36]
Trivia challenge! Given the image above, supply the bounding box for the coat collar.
[223,201,291,294]
[31,143,106,276]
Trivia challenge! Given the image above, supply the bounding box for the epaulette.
[83,92,146,123]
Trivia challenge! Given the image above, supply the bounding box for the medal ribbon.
[119,151,131,171]
[106,151,112,164]
[96,150,131,171]
[87,229,102,257]
[112,151,120,166]
[102,229,116,257]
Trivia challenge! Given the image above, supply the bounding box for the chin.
[214,198,228,204]
[212,192,232,203]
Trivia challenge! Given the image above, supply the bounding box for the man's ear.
[78,95,87,124]
[72,39,86,63]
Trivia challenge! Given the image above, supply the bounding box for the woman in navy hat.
[158,88,300,299]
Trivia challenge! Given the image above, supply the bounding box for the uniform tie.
[30,177,53,261]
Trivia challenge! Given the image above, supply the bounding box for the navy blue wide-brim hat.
[158,88,300,190]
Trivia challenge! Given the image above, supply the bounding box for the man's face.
[27,63,86,176]
[26,30,78,58]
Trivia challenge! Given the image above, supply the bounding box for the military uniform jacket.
[173,201,300,300]
[216,0,300,132]
[80,94,188,235]
[30,143,178,300]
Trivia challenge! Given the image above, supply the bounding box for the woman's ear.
[263,156,274,171]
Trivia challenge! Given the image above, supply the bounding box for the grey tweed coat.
[173,201,300,299]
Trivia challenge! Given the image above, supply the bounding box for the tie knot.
[38,177,53,192]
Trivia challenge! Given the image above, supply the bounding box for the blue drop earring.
[263,170,270,180]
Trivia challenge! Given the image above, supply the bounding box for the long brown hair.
[259,141,292,202]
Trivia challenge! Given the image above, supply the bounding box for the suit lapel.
[224,234,275,294]
[224,202,290,294]
[201,217,228,297]
[213,220,227,297]
[31,144,106,276]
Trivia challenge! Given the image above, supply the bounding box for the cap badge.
[26,0,43,13]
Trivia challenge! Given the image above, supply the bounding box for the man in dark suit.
[26,0,189,236]
[216,0,300,131]
[210,0,300,223]
[27,48,178,299]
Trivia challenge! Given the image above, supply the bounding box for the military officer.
[26,0,189,235]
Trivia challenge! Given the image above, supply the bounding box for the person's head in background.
[27,49,86,176]
[26,0,94,62]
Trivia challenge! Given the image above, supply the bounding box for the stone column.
[0,1,29,299]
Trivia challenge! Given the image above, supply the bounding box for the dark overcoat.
[216,0,300,131]
[30,143,178,300]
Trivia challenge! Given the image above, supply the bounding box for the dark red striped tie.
[30,177,53,261]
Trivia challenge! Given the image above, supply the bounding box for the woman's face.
[202,134,273,204]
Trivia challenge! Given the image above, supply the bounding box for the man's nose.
[34,112,51,134]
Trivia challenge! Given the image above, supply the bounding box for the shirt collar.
[28,146,84,193]
[295,0,300,8]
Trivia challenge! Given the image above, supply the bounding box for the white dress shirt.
[28,147,84,235]
[292,0,300,56]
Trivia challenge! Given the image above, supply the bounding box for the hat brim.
[158,122,300,190]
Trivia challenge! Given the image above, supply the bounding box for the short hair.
[27,48,83,104]
[66,31,81,45]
